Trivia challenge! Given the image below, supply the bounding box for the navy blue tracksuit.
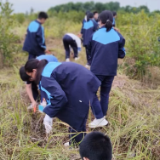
[23,20,46,59]
[88,27,126,117]
[82,19,98,65]
[39,62,101,144]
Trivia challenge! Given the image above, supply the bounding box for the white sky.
[6,0,160,13]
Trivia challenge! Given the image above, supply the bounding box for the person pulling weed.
[63,33,81,62]
[23,60,107,145]
[19,55,58,109]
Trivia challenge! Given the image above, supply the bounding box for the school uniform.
[89,27,126,117]
[27,55,58,101]
[23,20,46,60]
[112,17,116,27]
[81,19,98,65]
[39,62,101,143]
[63,33,81,59]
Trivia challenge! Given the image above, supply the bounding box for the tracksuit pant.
[63,35,78,59]
[92,75,114,118]
[84,45,91,65]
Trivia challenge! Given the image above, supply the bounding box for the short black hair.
[79,132,112,160]
[113,11,117,17]
[19,66,31,82]
[38,12,48,19]
[87,12,93,21]
[93,11,98,15]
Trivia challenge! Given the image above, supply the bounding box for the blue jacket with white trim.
[23,20,46,56]
[82,19,98,46]
[89,27,126,76]
[39,62,100,129]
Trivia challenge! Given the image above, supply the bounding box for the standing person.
[112,11,117,27]
[63,33,81,62]
[82,12,98,67]
[88,10,126,128]
[23,12,49,60]
[93,11,99,22]
[79,132,112,160]
[24,60,107,145]
[19,55,58,109]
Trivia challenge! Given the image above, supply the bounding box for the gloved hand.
[43,114,53,134]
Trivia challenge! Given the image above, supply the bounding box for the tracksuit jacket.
[23,20,46,56]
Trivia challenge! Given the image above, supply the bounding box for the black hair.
[87,12,93,21]
[79,132,112,160]
[38,12,48,19]
[85,11,90,15]
[19,66,31,82]
[113,11,117,17]
[93,11,98,15]
[25,59,48,84]
[98,10,113,32]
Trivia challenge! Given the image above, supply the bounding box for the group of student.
[19,9,125,160]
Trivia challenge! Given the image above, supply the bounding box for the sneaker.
[64,142,70,147]
[75,57,79,61]
[85,64,90,68]
[88,117,108,128]
[66,58,70,62]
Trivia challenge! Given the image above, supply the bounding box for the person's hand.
[114,27,120,32]
[43,114,53,134]
[45,49,51,54]
[27,101,37,110]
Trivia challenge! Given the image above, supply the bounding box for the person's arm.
[26,83,37,106]
[117,32,126,59]
[42,78,68,118]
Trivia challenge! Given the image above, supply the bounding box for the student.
[112,11,117,27]
[81,12,98,67]
[79,132,112,160]
[23,12,48,60]
[81,11,90,35]
[24,60,106,144]
[19,55,58,109]
[88,10,126,127]
[93,11,99,22]
[63,33,81,62]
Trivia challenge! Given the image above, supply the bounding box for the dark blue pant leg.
[69,113,88,145]
[32,81,39,101]
[96,75,114,116]
[28,53,36,60]
[84,45,91,65]
[70,40,78,58]
[91,93,104,119]
[63,36,71,59]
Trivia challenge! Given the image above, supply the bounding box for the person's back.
[23,12,48,59]
[79,132,112,160]
[37,55,58,62]
[90,27,125,76]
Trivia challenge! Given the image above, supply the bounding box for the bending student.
[88,10,126,128]
[23,12,48,60]
[23,60,107,145]
[19,55,58,109]
[63,33,81,62]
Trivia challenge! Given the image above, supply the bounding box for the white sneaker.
[64,142,70,147]
[75,57,79,61]
[88,117,108,128]
[66,58,70,62]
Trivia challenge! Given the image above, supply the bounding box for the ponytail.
[105,19,113,32]
[99,10,113,32]
[25,59,48,84]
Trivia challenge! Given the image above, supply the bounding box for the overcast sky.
[7,0,160,13]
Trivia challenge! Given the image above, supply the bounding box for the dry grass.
[0,37,160,160]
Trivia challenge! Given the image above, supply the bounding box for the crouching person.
[24,60,105,145]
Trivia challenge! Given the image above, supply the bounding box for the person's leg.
[100,76,114,116]
[63,36,70,59]
[85,46,91,65]
[70,40,78,58]
[91,93,104,119]
[28,53,36,60]
[31,81,39,101]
